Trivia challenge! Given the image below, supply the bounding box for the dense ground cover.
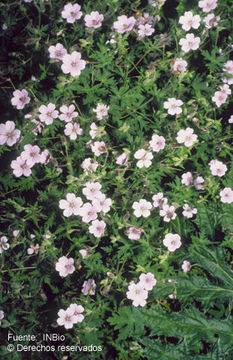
[1,0,233,359]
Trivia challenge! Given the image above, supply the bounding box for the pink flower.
[55,256,75,277]
[39,103,58,125]
[179,33,200,53]
[57,308,75,329]
[31,119,44,135]
[194,176,205,190]
[79,249,88,259]
[64,122,83,140]
[82,182,102,201]
[212,91,227,107]
[61,3,82,23]
[223,60,233,75]
[163,233,181,252]
[61,51,86,77]
[24,113,32,119]
[82,279,96,295]
[182,260,191,272]
[220,187,233,203]
[203,13,220,28]
[80,203,98,223]
[0,121,21,146]
[169,293,177,299]
[92,193,112,214]
[136,12,154,26]
[222,76,233,86]
[116,153,129,166]
[81,158,98,173]
[113,15,136,34]
[149,134,165,152]
[160,205,177,222]
[48,43,67,60]
[176,127,198,147]
[138,24,154,37]
[198,0,217,12]
[21,144,41,166]
[127,227,141,240]
[11,89,30,110]
[11,156,32,177]
[67,304,84,323]
[89,122,100,139]
[134,149,153,168]
[163,98,183,115]
[209,159,227,177]
[84,11,104,29]
[59,193,83,217]
[179,11,201,31]
[182,204,197,218]
[126,282,148,307]
[132,199,152,218]
[89,220,106,237]
[172,58,188,73]
[139,272,157,290]
[219,84,231,96]
[181,172,193,186]
[12,230,19,237]
[91,141,107,156]
[0,236,10,254]
[59,104,78,122]
[27,244,39,255]
[152,192,168,208]
[93,103,109,120]
[39,149,51,165]
[0,310,4,325]
[228,115,233,124]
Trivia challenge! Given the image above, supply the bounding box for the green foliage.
[1,0,233,359]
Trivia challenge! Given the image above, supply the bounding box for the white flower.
[132,199,152,218]
[179,33,200,53]
[182,260,191,272]
[134,149,153,168]
[182,204,197,218]
[176,127,198,147]
[163,233,181,252]
[159,205,177,222]
[179,11,201,31]
[0,236,10,254]
[163,98,183,115]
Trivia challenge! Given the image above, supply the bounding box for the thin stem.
[1,266,37,273]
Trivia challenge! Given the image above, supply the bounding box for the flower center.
[20,96,26,103]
